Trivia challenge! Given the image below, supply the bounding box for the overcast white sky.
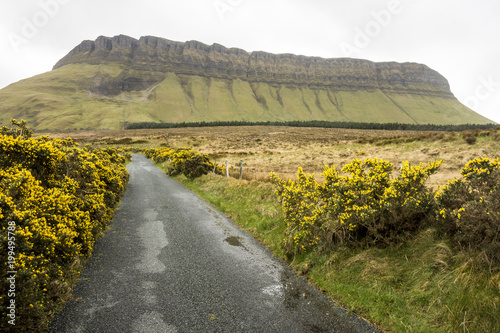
[1,0,499,123]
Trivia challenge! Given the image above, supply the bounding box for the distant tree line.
[125,120,498,132]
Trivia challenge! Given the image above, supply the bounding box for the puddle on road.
[224,236,242,247]
[280,270,312,309]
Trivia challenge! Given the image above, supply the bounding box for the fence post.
[239,160,243,180]
[226,161,229,177]
[213,160,217,173]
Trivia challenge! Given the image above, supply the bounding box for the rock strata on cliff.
[54,34,452,97]
[0,34,492,131]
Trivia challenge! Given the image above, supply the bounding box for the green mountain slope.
[0,35,494,130]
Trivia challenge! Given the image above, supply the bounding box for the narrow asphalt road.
[49,154,381,333]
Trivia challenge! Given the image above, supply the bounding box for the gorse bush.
[436,157,500,268]
[270,168,321,256]
[0,121,129,332]
[323,159,442,247]
[271,158,442,256]
[0,119,33,138]
[181,154,214,180]
[143,147,216,179]
[271,156,500,269]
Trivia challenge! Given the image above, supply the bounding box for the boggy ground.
[39,125,500,187]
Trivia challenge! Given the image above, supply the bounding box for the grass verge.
[171,172,500,333]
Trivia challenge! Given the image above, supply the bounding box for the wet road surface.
[49,154,381,333]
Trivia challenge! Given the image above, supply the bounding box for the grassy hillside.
[0,64,494,130]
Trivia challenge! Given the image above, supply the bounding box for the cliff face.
[54,35,451,97]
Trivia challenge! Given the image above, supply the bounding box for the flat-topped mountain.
[53,35,450,96]
[0,34,493,129]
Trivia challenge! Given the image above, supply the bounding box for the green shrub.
[271,158,442,257]
[463,134,477,145]
[436,157,500,267]
[143,147,216,179]
[270,168,321,257]
[181,154,213,180]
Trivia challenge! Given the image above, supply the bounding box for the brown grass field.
[39,125,500,187]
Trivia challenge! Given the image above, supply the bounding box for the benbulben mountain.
[0,34,493,129]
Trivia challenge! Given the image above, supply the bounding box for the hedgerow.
[0,120,129,332]
[271,156,500,268]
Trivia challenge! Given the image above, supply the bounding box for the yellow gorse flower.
[271,158,443,254]
[143,146,215,179]
[0,122,129,329]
